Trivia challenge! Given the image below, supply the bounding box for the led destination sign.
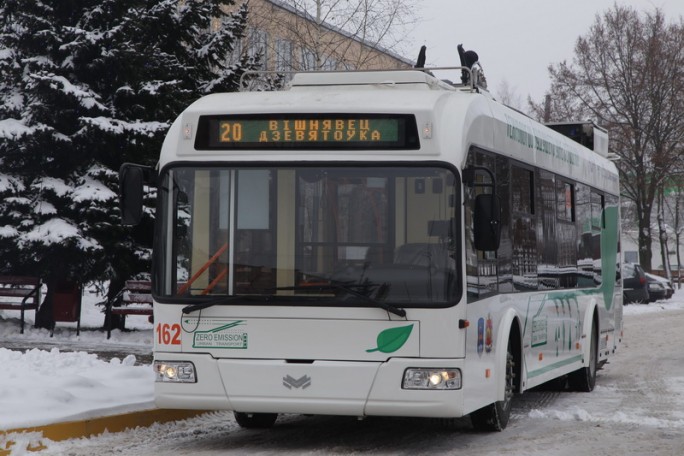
[195,114,419,150]
[220,118,395,143]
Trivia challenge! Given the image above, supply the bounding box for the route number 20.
[156,323,181,345]
[219,122,243,142]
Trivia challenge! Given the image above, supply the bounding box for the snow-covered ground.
[0,285,154,430]
[2,288,684,455]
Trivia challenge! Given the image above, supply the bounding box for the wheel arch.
[494,309,523,400]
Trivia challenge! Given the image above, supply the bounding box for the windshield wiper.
[182,282,407,318]
[181,295,265,314]
[276,281,406,317]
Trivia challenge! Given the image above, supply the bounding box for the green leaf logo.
[366,324,414,353]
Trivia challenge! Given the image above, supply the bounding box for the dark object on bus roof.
[414,45,427,68]
[458,44,479,84]
[545,122,609,157]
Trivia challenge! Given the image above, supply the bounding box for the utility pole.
[543,94,551,123]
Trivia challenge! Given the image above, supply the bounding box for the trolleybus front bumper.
[154,353,466,418]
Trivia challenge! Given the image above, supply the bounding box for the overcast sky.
[408,0,684,104]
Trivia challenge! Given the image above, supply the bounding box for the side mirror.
[119,164,146,226]
[474,194,501,251]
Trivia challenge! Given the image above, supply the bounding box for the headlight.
[402,368,462,390]
[154,361,197,383]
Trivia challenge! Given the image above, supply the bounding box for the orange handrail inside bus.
[178,242,229,295]
[201,266,229,295]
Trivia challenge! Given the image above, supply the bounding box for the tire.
[470,338,516,431]
[568,319,598,392]
[233,412,278,429]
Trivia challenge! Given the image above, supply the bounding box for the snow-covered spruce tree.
[0,0,257,329]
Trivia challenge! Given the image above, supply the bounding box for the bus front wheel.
[470,337,516,431]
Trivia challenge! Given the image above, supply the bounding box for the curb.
[0,409,208,454]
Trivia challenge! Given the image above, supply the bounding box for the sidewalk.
[1,409,206,455]
[0,286,200,453]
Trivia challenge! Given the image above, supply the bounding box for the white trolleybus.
[120,59,622,432]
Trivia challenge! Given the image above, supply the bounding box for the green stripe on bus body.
[600,206,619,310]
[527,355,583,378]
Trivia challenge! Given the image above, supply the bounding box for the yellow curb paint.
[0,409,208,454]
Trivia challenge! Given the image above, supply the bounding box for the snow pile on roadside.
[0,348,154,430]
[0,284,155,431]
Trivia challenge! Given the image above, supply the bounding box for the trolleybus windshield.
[155,164,461,308]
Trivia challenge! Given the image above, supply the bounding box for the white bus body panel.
[155,304,466,359]
[178,317,421,360]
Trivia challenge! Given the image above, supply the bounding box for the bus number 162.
[156,323,181,345]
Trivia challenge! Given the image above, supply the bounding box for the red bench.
[0,276,42,334]
[51,281,82,337]
[106,280,153,339]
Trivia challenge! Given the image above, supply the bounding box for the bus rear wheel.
[234,412,278,429]
[569,319,598,392]
[470,338,516,432]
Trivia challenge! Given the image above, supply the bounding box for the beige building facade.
[230,0,413,73]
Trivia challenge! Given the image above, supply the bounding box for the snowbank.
[0,285,154,430]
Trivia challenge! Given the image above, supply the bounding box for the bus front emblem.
[283,375,311,389]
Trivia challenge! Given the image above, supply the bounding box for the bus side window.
[512,165,537,292]
[464,149,499,301]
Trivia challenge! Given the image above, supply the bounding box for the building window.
[275,39,293,72]
[322,56,337,71]
[300,47,316,70]
[228,39,243,66]
[247,28,268,70]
